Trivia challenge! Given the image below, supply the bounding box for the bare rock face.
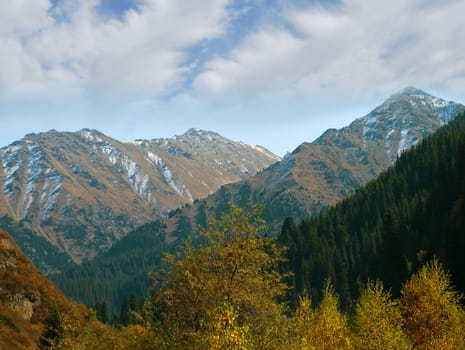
[0,129,280,263]
[0,237,16,272]
[5,292,41,321]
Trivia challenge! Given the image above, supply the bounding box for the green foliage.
[173,215,192,242]
[48,231,465,349]
[120,297,131,326]
[94,300,109,324]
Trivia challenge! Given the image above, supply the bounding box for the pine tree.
[120,296,131,326]
[39,308,65,349]
[382,209,407,295]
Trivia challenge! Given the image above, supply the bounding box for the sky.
[1,0,464,156]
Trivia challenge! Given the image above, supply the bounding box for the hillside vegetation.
[279,111,465,307]
[4,201,465,348]
[52,221,169,315]
[0,229,85,348]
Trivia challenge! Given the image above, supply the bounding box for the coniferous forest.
[279,111,465,308]
[51,221,169,318]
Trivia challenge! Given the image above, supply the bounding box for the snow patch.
[89,137,153,201]
[397,129,416,156]
[41,168,63,220]
[80,130,103,143]
[362,112,378,147]
[146,151,191,201]
[431,97,448,109]
[385,129,396,163]
[1,145,23,201]
[21,142,43,217]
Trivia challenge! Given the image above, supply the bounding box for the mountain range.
[3,107,465,350]
[0,129,279,263]
[0,87,463,272]
[171,87,465,233]
[48,87,465,312]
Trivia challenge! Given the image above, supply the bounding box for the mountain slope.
[175,87,465,232]
[52,220,169,314]
[52,87,465,312]
[0,215,71,274]
[0,129,279,263]
[0,229,85,349]
[279,110,465,307]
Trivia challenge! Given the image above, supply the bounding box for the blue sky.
[1,0,464,156]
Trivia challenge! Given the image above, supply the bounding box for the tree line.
[44,205,465,349]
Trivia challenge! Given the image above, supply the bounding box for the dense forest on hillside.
[51,220,169,316]
[279,111,465,308]
[0,215,71,273]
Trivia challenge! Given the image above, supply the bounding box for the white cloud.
[0,0,230,96]
[0,0,52,37]
[3,0,463,101]
[2,0,465,157]
[193,28,304,97]
[191,0,465,101]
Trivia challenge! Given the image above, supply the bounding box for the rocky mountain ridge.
[50,88,465,313]
[0,129,280,263]
[172,87,465,233]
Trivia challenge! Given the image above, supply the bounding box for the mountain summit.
[0,129,279,264]
[177,87,465,232]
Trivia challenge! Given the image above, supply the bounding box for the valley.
[2,87,465,349]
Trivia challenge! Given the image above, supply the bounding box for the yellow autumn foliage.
[400,259,465,349]
[353,280,411,349]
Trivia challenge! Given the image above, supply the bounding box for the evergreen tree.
[120,296,131,326]
[96,300,109,324]
[129,294,139,314]
[39,308,65,349]
[382,210,408,295]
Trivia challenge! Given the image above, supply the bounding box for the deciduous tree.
[400,259,465,349]
[151,204,288,348]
